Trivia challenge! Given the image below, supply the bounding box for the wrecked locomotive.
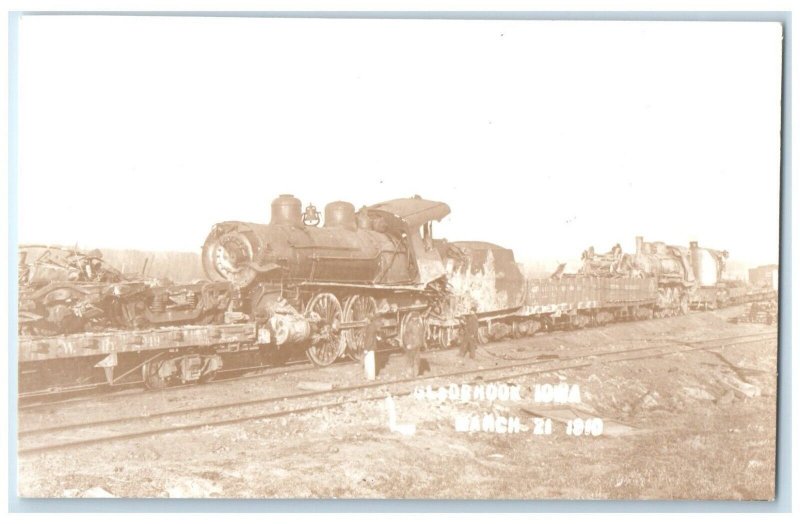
[579,238,754,311]
[201,194,458,365]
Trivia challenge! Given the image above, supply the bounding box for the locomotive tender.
[18,194,775,395]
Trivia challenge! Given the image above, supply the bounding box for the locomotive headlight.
[215,236,251,274]
[202,224,279,287]
[205,230,259,287]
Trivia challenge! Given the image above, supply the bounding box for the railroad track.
[19,358,330,411]
[17,332,776,456]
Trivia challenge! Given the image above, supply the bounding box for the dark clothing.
[460,312,480,358]
[364,317,381,352]
[402,315,425,377]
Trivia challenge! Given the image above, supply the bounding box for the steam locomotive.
[201,194,461,365]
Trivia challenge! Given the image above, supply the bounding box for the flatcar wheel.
[142,358,169,390]
[427,324,453,350]
[342,295,377,361]
[198,365,217,384]
[305,293,345,367]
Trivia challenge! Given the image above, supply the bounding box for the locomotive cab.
[366,196,451,285]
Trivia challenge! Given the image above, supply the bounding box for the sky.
[17,16,783,267]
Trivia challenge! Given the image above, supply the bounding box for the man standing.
[363,312,382,380]
[402,314,424,378]
[460,306,480,359]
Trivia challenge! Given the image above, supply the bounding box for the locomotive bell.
[270,194,303,227]
[302,204,321,226]
[324,201,356,231]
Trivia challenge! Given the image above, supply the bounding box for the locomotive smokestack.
[635,236,643,255]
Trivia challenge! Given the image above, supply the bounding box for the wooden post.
[364,350,376,380]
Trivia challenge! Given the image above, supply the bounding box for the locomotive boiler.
[202,195,422,288]
[632,236,695,284]
[201,194,454,365]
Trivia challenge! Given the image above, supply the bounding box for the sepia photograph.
[10,13,784,503]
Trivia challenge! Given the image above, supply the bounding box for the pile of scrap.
[729,301,778,325]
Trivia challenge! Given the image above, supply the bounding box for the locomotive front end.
[201,194,305,288]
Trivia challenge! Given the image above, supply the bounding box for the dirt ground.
[17,307,778,500]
